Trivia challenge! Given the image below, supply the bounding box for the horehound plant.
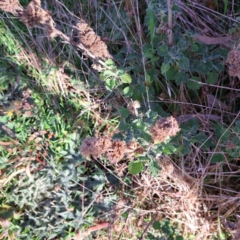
[80,116,180,175]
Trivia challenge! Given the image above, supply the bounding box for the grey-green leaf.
[128,161,143,175]
[178,57,189,70]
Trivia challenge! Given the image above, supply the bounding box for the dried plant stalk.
[194,35,232,45]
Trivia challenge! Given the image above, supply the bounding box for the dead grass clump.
[226,48,240,78]
[150,116,180,143]
[130,157,213,239]
[0,0,23,16]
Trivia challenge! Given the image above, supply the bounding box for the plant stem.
[167,0,173,46]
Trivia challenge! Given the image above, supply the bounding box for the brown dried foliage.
[106,140,126,164]
[0,0,23,16]
[21,0,54,27]
[132,157,211,238]
[80,136,145,164]
[150,116,180,143]
[80,137,112,158]
[226,48,240,77]
[72,20,112,61]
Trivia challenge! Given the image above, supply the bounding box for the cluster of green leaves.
[147,220,184,240]
[100,59,132,91]
[0,85,116,238]
[4,156,112,239]
[179,117,240,164]
[160,40,227,90]
[114,109,177,176]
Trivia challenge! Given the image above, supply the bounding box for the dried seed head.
[80,136,111,158]
[150,116,180,143]
[0,0,23,16]
[226,48,240,78]
[71,20,112,61]
[21,0,54,27]
[106,140,126,164]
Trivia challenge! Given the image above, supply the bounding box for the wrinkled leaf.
[120,72,132,83]
[128,161,143,175]
[161,63,170,74]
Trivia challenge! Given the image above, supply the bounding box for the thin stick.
[167,0,173,46]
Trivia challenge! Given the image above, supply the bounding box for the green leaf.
[176,236,184,240]
[186,78,201,90]
[161,63,170,74]
[172,4,181,12]
[207,71,218,84]
[123,86,133,97]
[191,43,199,52]
[105,59,116,67]
[118,107,130,118]
[152,221,161,230]
[162,143,176,155]
[105,78,116,91]
[103,70,116,77]
[214,124,231,142]
[233,136,240,145]
[148,160,161,177]
[166,66,177,80]
[119,119,130,131]
[143,44,154,58]
[177,39,188,50]
[191,132,208,143]
[157,45,168,56]
[226,146,240,158]
[120,72,132,83]
[180,145,191,155]
[178,57,189,70]
[146,4,154,42]
[112,132,125,140]
[211,153,225,163]
[128,161,143,175]
[175,72,188,85]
